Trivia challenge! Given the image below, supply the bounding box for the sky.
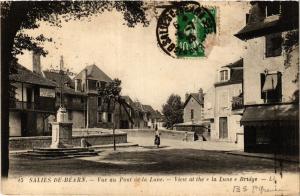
[17,1,249,111]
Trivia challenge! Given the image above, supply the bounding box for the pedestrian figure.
[154,129,160,148]
[184,131,188,141]
[81,138,91,148]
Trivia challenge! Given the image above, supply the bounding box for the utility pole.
[59,56,64,108]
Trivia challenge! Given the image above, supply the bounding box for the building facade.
[174,89,207,135]
[9,63,56,136]
[235,1,299,154]
[203,86,215,139]
[44,69,87,129]
[183,89,204,123]
[212,59,244,143]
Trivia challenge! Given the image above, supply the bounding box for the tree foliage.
[98,78,122,103]
[162,94,184,129]
[1,1,150,59]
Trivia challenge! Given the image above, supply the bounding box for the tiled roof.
[235,2,298,40]
[74,64,112,82]
[9,63,56,87]
[132,102,145,112]
[44,70,75,88]
[215,59,243,87]
[142,105,156,115]
[121,95,134,105]
[230,69,243,83]
[58,86,86,96]
[153,110,163,119]
[183,93,204,108]
[222,59,243,69]
[43,70,85,96]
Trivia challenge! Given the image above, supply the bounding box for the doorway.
[219,117,228,139]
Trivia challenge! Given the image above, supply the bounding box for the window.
[191,109,194,120]
[108,113,112,123]
[96,81,100,88]
[88,80,97,90]
[265,2,280,17]
[260,72,282,103]
[265,33,282,57]
[220,70,229,82]
[246,13,250,24]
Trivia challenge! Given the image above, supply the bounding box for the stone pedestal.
[50,107,73,148]
[50,122,73,148]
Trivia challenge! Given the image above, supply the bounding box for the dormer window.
[265,2,280,17]
[220,69,229,82]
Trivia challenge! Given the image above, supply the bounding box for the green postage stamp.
[156,2,217,58]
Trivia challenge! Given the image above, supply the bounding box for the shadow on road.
[9,148,299,176]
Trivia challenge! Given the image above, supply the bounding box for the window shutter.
[260,73,266,99]
[276,72,282,101]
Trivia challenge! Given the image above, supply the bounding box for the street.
[9,136,299,177]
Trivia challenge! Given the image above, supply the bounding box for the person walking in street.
[154,129,160,148]
[184,131,188,141]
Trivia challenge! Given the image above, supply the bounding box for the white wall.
[212,83,244,142]
[203,87,215,120]
[183,97,203,122]
[9,112,21,136]
[243,31,299,105]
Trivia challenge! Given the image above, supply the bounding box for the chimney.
[32,50,42,75]
[185,93,189,101]
[198,88,204,102]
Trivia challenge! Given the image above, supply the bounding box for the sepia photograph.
[1,1,299,195]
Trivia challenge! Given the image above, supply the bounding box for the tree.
[1,1,150,177]
[162,94,183,129]
[98,78,133,150]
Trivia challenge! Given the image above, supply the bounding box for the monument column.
[50,107,73,148]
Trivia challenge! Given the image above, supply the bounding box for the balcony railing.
[55,102,85,110]
[232,96,244,110]
[9,100,55,113]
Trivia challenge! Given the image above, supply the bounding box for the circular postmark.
[156,2,216,58]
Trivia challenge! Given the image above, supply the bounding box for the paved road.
[9,136,298,177]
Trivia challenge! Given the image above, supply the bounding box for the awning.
[262,74,278,92]
[241,103,299,126]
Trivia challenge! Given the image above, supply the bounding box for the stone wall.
[120,129,195,142]
[9,132,127,151]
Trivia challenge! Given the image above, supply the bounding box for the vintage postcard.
[1,1,299,195]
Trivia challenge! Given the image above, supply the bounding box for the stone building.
[212,59,244,144]
[74,64,114,128]
[9,62,56,136]
[235,1,299,154]
[183,89,204,123]
[43,70,87,129]
[174,89,206,135]
[203,86,215,139]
